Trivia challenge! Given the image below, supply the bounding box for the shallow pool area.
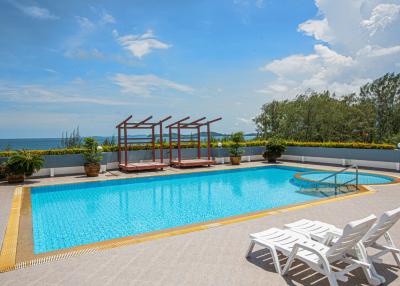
[299,171,395,185]
[31,166,337,254]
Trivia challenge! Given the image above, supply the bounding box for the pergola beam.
[181,117,206,127]
[131,116,153,128]
[165,116,190,128]
[116,115,133,128]
[199,117,222,126]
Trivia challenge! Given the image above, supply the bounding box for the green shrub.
[229,132,245,157]
[0,140,395,158]
[5,151,44,176]
[83,138,103,164]
[263,138,287,162]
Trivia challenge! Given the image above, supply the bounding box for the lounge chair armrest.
[323,229,343,245]
[381,245,400,253]
[290,242,328,263]
[282,241,331,275]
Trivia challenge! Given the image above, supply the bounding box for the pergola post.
[159,123,164,163]
[177,122,181,163]
[124,122,128,166]
[197,126,201,159]
[117,127,121,164]
[169,127,172,163]
[207,123,211,161]
[151,126,155,162]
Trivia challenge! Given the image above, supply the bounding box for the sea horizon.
[0,133,257,151]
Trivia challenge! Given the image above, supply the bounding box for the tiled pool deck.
[0,161,400,285]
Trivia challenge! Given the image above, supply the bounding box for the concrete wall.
[1,146,399,177]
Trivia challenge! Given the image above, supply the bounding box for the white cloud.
[255,0,264,8]
[102,12,115,24]
[89,6,116,24]
[64,48,105,60]
[233,0,265,8]
[259,0,400,100]
[0,83,129,106]
[361,3,400,36]
[111,74,194,97]
[76,16,95,32]
[10,2,58,20]
[237,117,253,124]
[358,44,400,57]
[44,68,58,74]
[298,18,333,42]
[63,11,115,59]
[114,29,171,58]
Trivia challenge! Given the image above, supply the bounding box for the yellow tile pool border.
[0,164,397,273]
[0,187,23,272]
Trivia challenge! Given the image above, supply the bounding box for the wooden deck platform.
[170,159,215,167]
[119,162,168,171]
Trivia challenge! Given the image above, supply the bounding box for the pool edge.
[0,187,24,272]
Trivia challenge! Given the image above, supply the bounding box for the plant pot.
[230,156,242,165]
[263,152,280,163]
[7,174,25,184]
[0,165,6,180]
[84,163,101,177]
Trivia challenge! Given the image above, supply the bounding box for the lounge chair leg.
[269,248,281,275]
[246,241,255,258]
[326,273,339,286]
[282,249,297,275]
[355,243,384,285]
[384,233,400,267]
[392,251,400,267]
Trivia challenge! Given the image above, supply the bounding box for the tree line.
[254,73,400,144]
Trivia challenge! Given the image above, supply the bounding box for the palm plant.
[5,151,44,183]
[6,151,44,176]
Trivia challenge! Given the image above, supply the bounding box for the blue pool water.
[300,171,394,185]
[31,166,352,254]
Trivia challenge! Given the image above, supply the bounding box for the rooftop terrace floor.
[0,161,400,285]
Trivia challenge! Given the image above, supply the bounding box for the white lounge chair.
[285,207,400,284]
[247,215,379,286]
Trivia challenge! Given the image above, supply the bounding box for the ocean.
[0,135,256,151]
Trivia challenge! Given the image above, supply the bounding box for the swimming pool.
[30,166,365,254]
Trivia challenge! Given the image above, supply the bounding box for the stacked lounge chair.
[247,207,400,286]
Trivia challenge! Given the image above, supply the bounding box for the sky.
[0,0,399,138]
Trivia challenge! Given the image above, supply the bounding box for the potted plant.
[229,132,245,165]
[5,151,44,183]
[83,138,103,177]
[263,137,287,163]
[0,162,7,181]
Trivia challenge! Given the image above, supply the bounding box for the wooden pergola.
[116,115,171,171]
[166,116,222,167]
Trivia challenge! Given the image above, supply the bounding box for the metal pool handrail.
[315,164,359,195]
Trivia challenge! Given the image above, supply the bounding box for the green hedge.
[0,140,395,157]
